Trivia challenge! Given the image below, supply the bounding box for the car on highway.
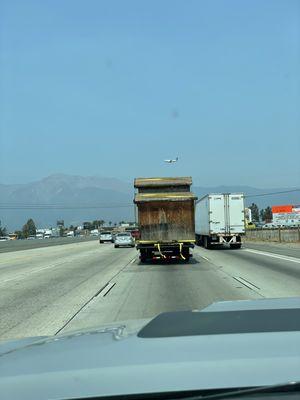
[0,236,10,241]
[129,229,140,239]
[99,231,113,243]
[27,235,36,240]
[246,221,256,229]
[1,297,300,400]
[262,223,277,229]
[114,232,135,248]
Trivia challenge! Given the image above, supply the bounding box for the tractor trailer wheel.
[204,236,211,249]
[140,249,148,263]
[182,247,190,261]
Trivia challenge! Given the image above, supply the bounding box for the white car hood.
[0,297,300,400]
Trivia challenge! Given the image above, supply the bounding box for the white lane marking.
[201,256,210,261]
[98,282,116,297]
[233,276,260,291]
[244,248,300,264]
[130,257,137,264]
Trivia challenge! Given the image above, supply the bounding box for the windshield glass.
[0,0,299,397]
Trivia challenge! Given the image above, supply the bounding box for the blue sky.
[1,0,299,187]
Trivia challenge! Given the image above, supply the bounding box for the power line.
[245,189,300,198]
[0,188,299,209]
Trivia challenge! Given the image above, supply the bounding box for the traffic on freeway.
[1,235,300,399]
[1,1,300,399]
[1,239,300,341]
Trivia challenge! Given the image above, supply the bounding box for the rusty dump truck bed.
[134,177,197,243]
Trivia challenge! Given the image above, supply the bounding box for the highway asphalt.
[0,236,98,253]
[0,240,299,340]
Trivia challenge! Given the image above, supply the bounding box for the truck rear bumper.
[136,241,195,250]
[136,241,194,261]
[208,235,242,245]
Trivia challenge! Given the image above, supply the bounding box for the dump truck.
[195,193,245,249]
[134,177,197,262]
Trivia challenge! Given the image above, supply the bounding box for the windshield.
[0,0,299,398]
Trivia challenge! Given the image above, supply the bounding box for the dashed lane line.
[243,248,300,264]
[200,255,210,262]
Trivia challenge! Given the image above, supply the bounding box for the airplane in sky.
[164,157,178,164]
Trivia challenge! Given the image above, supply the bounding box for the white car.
[27,235,36,240]
[99,231,113,243]
[262,223,277,229]
[114,232,135,248]
[0,236,10,242]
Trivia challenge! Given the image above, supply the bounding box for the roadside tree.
[264,206,273,223]
[22,218,36,238]
[249,203,259,222]
[260,207,273,223]
[0,224,7,236]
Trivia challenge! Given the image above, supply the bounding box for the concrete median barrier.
[246,227,300,243]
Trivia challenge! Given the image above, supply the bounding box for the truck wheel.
[182,248,190,262]
[140,249,147,263]
[100,240,103,244]
[230,243,241,249]
[204,237,211,249]
[114,245,119,248]
[183,254,190,262]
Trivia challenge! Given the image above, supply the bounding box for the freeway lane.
[0,236,98,253]
[62,242,300,334]
[0,241,136,340]
[1,240,300,341]
[244,241,300,259]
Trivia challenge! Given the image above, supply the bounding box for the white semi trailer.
[195,193,245,249]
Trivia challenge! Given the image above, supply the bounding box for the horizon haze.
[0,173,299,230]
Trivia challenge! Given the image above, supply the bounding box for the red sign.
[272,205,293,214]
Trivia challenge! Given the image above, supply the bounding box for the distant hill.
[0,174,133,230]
[0,174,299,230]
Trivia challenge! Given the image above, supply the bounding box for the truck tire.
[140,249,147,263]
[204,236,211,249]
[182,248,190,262]
[100,240,103,244]
[114,245,119,248]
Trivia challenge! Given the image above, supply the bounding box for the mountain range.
[0,174,299,230]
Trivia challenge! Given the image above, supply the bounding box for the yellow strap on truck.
[179,242,186,260]
[137,239,195,244]
[154,243,166,259]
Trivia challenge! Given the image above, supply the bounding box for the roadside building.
[272,204,300,226]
